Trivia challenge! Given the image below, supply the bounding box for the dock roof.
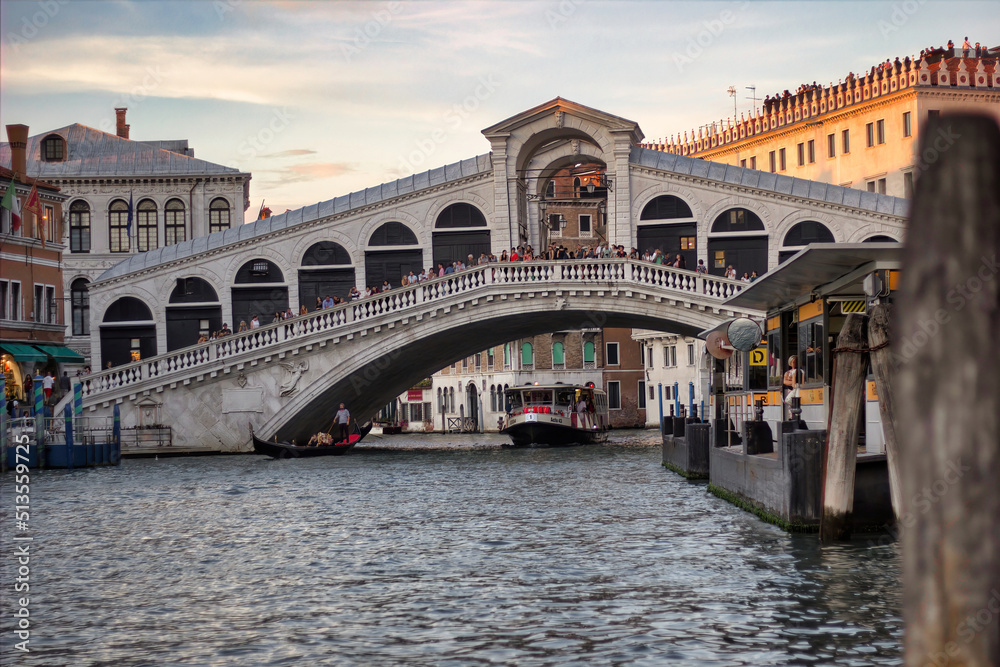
[723,243,904,313]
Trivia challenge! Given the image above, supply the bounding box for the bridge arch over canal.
[71,260,759,449]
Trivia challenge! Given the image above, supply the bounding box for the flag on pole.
[0,181,22,233]
[23,184,43,245]
[126,190,134,240]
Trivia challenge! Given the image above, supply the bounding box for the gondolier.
[335,403,351,442]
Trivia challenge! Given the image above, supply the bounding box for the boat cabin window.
[527,390,553,405]
[506,391,523,409]
[556,389,576,405]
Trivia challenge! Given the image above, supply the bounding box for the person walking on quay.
[42,371,55,402]
[334,403,351,443]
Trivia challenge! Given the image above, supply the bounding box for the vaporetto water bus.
[501,383,610,447]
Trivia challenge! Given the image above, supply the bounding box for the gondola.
[249,421,372,458]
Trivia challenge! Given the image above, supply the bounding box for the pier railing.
[72,259,746,402]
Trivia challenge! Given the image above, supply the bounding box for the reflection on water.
[0,431,901,665]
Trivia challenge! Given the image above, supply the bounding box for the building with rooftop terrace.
[0,108,251,361]
[643,47,1000,199]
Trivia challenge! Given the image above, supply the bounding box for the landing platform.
[122,446,223,459]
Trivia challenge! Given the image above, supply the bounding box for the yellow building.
[646,51,1000,198]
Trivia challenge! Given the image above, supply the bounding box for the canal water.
[1,431,902,665]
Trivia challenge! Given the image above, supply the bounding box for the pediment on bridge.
[482,97,644,144]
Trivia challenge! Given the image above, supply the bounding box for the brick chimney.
[5,124,29,180]
[115,107,130,139]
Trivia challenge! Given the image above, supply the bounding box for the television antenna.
[746,85,759,111]
[727,86,737,118]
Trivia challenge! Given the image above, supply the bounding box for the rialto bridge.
[74,98,908,448]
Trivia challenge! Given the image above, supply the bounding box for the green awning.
[32,344,86,363]
[0,343,48,363]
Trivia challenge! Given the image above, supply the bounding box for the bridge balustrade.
[73,259,745,402]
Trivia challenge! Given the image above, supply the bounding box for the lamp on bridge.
[585,174,613,194]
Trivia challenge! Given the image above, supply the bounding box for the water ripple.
[0,433,901,665]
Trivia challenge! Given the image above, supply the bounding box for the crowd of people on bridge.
[174,238,749,351]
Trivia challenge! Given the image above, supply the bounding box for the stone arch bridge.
[67,260,758,450]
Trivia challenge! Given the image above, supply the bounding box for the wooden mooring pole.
[897,114,1000,666]
[868,303,902,518]
[820,312,867,541]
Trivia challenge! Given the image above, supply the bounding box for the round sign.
[706,330,733,360]
[727,318,762,352]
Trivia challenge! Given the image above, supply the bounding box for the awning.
[0,343,49,363]
[723,243,903,313]
[32,344,86,363]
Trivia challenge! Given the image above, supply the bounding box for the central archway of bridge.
[74,260,758,448]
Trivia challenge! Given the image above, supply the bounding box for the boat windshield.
[506,391,523,409]
[556,389,576,406]
[526,390,553,405]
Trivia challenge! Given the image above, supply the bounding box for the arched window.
[434,203,487,229]
[69,200,91,253]
[100,297,155,367]
[432,204,490,268]
[209,198,231,233]
[103,296,153,322]
[42,134,65,162]
[136,199,158,252]
[369,221,418,246]
[711,208,765,233]
[449,387,455,413]
[71,278,90,336]
[782,221,834,246]
[301,241,352,266]
[708,208,768,278]
[521,342,534,366]
[164,199,186,246]
[490,385,497,412]
[779,221,835,264]
[573,177,581,197]
[545,180,555,198]
[863,235,899,243]
[640,195,694,220]
[552,341,565,369]
[108,199,129,253]
[583,341,596,367]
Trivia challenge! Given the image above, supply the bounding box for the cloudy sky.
[1,0,994,221]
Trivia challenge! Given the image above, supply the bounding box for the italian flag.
[1,181,21,233]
